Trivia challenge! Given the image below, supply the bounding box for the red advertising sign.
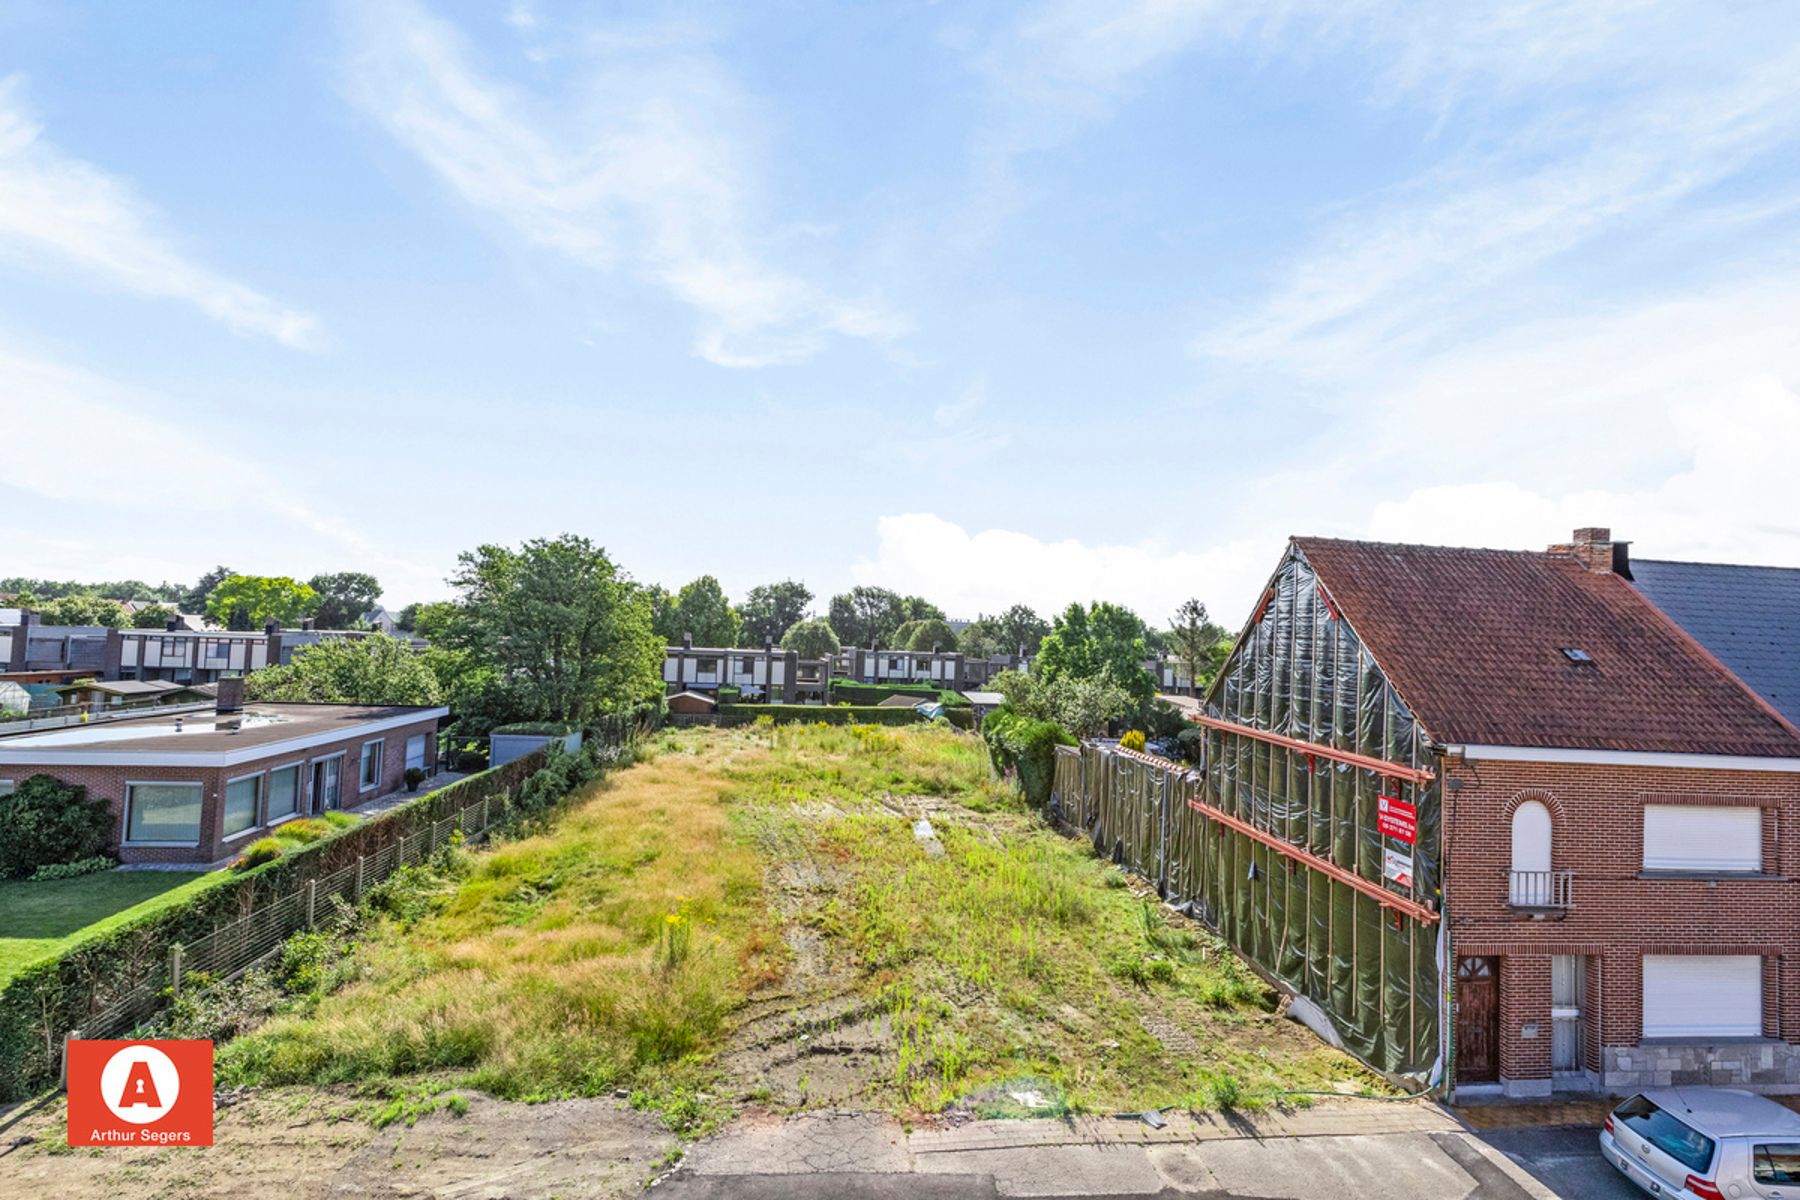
[67,1040,214,1147]
[1377,793,1417,845]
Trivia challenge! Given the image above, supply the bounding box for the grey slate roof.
[1631,557,1800,728]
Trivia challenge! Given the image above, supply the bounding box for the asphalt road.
[1474,1127,1640,1200]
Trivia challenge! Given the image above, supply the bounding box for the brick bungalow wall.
[6,719,438,866]
[1444,755,1800,1093]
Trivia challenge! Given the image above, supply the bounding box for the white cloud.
[852,512,1278,627]
[338,1,906,368]
[0,77,322,349]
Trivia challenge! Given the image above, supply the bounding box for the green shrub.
[982,709,1076,807]
[233,838,285,871]
[1119,730,1146,752]
[27,855,116,882]
[320,811,358,830]
[272,819,336,845]
[490,721,579,737]
[0,775,114,880]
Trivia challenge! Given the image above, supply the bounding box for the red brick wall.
[5,718,438,866]
[1446,756,1800,1084]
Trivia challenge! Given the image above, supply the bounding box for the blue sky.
[4,1,1800,627]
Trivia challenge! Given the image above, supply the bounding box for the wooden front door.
[1456,956,1500,1083]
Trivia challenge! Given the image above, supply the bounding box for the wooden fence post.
[355,855,366,901]
[169,944,184,997]
[305,879,318,929]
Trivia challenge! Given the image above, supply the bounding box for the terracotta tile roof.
[1292,537,1800,757]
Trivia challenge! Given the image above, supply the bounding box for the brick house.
[1198,528,1800,1098]
[0,688,447,865]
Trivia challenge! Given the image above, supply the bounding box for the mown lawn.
[217,723,1380,1124]
[0,869,221,986]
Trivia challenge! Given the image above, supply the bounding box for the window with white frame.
[267,764,300,821]
[360,739,384,790]
[222,774,261,838]
[1643,804,1761,873]
[405,735,427,771]
[126,782,203,844]
[697,657,718,674]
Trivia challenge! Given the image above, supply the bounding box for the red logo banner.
[67,1040,214,1147]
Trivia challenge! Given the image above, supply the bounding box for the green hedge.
[0,751,552,1101]
[983,708,1076,807]
[719,703,973,729]
[490,721,579,736]
[826,680,971,707]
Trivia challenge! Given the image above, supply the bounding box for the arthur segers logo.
[67,1040,213,1147]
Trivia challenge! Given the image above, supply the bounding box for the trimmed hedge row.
[827,680,971,707]
[719,703,974,729]
[0,751,549,1101]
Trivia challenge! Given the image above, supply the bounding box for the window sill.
[220,825,261,844]
[266,812,301,828]
[123,840,202,849]
[1637,1036,1778,1047]
[1636,870,1781,881]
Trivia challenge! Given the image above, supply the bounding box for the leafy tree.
[451,534,661,722]
[903,617,959,652]
[245,634,445,706]
[181,565,234,614]
[669,575,741,647]
[958,617,1003,659]
[989,669,1129,739]
[1166,598,1231,696]
[996,604,1051,657]
[130,604,179,629]
[646,584,680,643]
[0,775,114,879]
[780,617,841,660]
[32,594,128,628]
[206,575,318,630]
[307,572,383,629]
[899,595,946,623]
[738,580,812,647]
[406,601,462,642]
[1035,601,1157,706]
[890,618,925,650]
[828,586,906,649]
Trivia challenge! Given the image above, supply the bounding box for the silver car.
[1601,1088,1800,1200]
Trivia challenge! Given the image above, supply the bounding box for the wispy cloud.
[0,77,322,349]
[338,1,906,368]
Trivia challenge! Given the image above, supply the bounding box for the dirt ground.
[1,1087,676,1200]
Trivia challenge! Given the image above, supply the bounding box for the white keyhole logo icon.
[100,1045,180,1124]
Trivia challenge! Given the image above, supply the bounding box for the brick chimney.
[215,675,245,714]
[1550,527,1630,575]
[682,631,694,650]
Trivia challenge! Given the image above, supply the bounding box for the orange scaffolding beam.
[1188,714,1436,785]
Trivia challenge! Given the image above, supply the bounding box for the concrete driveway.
[1473,1127,1639,1200]
[652,1102,1578,1199]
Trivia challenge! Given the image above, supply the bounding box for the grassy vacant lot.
[0,869,219,986]
[218,723,1378,1125]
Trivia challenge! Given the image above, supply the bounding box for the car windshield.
[1614,1096,1717,1174]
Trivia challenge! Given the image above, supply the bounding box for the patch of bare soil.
[1,1087,675,1200]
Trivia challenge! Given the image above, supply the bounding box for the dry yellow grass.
[218,749,777,1101]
